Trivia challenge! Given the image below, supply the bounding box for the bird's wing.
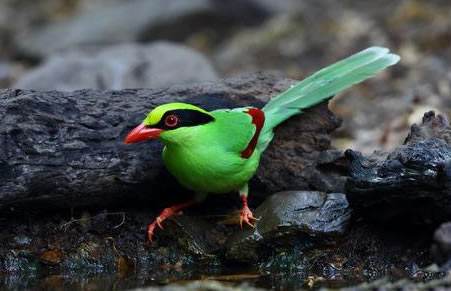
[210,108,258,156]
[258,46,400,152]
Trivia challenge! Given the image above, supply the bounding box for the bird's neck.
[159,127,202,147]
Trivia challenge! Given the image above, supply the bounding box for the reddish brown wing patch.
[241,108,265,159]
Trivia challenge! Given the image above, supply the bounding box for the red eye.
[164,114,178,127]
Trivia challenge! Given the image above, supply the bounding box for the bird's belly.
[162,146,259,194]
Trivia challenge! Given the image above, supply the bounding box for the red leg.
[240,194,258,229]
[147,200,196,242]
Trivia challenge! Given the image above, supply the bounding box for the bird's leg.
[147,199,197,242]
[239,183,258,229]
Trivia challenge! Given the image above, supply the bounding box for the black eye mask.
[152,109,215,130]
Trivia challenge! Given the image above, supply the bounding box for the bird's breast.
[162,144,259,194]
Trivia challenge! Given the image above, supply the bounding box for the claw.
[156,218,164,230]
[145,200,197,243]
[147,222,158,242]
[147,219,165,243]
[240,205,257,229]
[147,218,166,243]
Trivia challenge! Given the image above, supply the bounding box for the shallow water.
[1,267,444,291]
[0,272,338,291]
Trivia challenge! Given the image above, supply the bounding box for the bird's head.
[124,102,215,145]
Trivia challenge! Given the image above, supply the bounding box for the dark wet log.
[0,72,341,211]
[345,111,451,225]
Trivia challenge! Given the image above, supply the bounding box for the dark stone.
[155,215,221,262]
[345,111,451,225]
[0,72,340,212]
[224,191,351,263]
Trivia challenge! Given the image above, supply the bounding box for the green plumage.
[138,47,400,198]
[161,109,259,194]
[258,47,400,152]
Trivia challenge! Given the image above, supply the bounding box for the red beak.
[124,123,164,144]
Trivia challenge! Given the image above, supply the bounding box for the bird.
[124,47,400,242]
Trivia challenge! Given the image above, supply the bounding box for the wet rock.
[224,191,351,263]
[154,215,221,263]
[13,42,218,90]
[14,0,266,58]
[0,72,340,211]
[345,111,451,224]
[431,222,451,267]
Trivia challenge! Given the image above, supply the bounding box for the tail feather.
[257,47,400,152]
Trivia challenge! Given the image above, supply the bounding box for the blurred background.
[1,0,451,154]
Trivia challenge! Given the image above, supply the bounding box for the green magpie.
[125,47,400,242]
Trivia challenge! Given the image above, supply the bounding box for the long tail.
[258,46,400,152]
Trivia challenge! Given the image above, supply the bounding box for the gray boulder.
[13,42,218,90]
[14,0,266,58]
[224,191,351,263]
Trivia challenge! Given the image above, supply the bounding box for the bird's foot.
[147,220,160,243]
[146,200,196,243]
[147,207,184,242]
[239,205,258,229]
